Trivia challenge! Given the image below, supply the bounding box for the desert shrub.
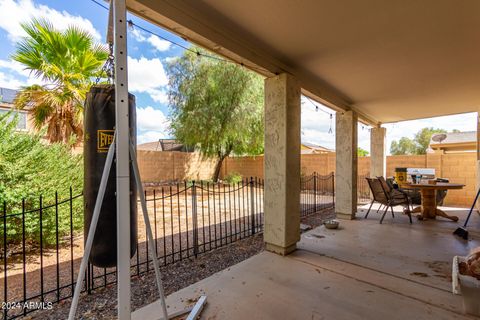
[0,113,83,247]
[224,172,242,185]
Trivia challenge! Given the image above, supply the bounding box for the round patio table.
[402,182,464,222]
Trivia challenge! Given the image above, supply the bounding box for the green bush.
[224,172,242,185]
[0,113,83,247]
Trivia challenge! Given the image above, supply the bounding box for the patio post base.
[265,243,296,256]
[336,212,356,220]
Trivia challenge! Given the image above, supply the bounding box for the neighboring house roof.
[0,87,18,104]
[301,142,334,154]
[428,131,476,153]
[137,139,194,152]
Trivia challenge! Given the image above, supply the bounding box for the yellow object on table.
[394,167,407,185]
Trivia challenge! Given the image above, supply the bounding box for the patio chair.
[364,177,413,224]
[378,176,414,212]
[386,177,421,205]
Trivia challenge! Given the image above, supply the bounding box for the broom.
[453,187,480,240]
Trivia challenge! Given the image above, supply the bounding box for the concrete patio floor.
[133,205,480,320]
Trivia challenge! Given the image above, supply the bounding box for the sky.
[0,0,476,152]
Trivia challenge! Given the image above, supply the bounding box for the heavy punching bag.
[84,84,137,268]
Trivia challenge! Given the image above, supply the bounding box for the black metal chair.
[365,177,413,224]
[386,177,421,205]
[378,176,414,213]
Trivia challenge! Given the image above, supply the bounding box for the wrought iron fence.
[300,172,335,217]
[0,178,264,319]
[357,174,371,204]
[0,173,335,319]
[0,188,82,319]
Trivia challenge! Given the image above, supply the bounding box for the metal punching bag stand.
[67,1,206,319]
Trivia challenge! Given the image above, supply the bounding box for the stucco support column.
[370,126,386,178]
[335,111,358,219]
[264,73,301,255]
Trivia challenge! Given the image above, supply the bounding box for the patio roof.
[127,0,480,125]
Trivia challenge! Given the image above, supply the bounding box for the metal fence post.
[39,195,44,303]
[22,198,26,316]
[86,262,91,295]
[313,172,317,212]
[332,172,335,208]
[192,181,199,258]
[3,201,7,320]
[55,191,60,301]
[250,177,255,235]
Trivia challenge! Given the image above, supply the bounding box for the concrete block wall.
[221,156,264,179]
[385,155,427,175]
[137,150,217,182]
[220,153,477,208]
[300,154,331,176]
[441,153,477,206]
[222,153,336,179]
[358,157,370,176]
[137,150,477,208]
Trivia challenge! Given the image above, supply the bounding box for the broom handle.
[464,187,480,228]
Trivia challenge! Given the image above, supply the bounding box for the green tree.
[167,48,264,181]
[12,19,108,145]
[390,127,447,155]
[0,113,83,246]
[390,137,416,155]
[357,147,369,157]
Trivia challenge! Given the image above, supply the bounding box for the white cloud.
[358,125,371,152]
[0,58,46,88]
[164,57,178,64]
[146,35,171,51]
[0,0,101,41]
[128,56,169,103]
[136,106,170,144]
[0,59,30,77]
[130,28,171,52]
[147,89,169,104]
[130,28,146,42]
[128,56,168,90]
[137,130,169,145]
[300,96,336,149]
[0,71,24,88]
[137,106,169,131]
[300,96,372,152]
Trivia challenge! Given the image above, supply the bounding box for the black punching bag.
[84,84,137,268]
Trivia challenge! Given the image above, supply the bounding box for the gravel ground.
[301,207,336,229]
[23,234,264,320]
[9,208,333,320]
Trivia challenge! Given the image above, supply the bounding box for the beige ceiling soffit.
[351,107,380,127]
[126,0,351,113]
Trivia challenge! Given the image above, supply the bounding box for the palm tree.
[12,19,108,145]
